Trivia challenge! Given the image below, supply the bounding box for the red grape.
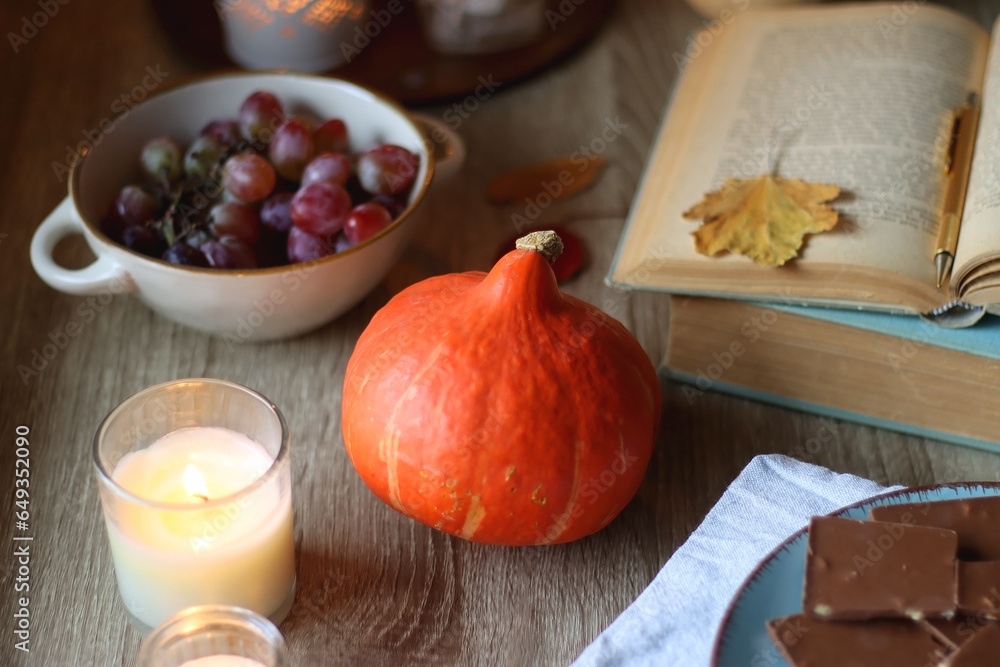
[269,119,316,181]
[162,242,209,267]
[301,152,352,188]
[290,181,351,236]
[201,118,242,147]
[223,153,276,202]
[260,192,294,234]
[356,144,419,196]
[287,226,336,263]
[314,118,349,154]
[208,201,260,245]
[113,185,158,226]
[202,236,258,269]
[122,225,166,257]
[344,202,392,244]
[239,91,284,143]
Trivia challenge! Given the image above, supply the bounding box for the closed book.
[665,296,1000,451]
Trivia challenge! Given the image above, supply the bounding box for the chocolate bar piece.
[803,516,957,620]
[957,561,1000,619]
[944,621,1000,666]
[767,614,949,667]
[870,497,1000,560]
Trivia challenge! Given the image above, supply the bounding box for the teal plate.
[711,482,1000,666]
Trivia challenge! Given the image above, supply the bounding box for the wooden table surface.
[4,0,1000,665]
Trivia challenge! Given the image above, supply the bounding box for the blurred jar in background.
[416,0,548,54]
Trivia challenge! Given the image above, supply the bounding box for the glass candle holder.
[216,0,371,72]
[136,605,288,667]
[94,379,296,635]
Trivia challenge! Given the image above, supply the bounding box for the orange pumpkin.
[341,231,661,545]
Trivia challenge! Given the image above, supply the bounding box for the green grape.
[141,136,184,185]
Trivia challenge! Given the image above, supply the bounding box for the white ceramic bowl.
[30,72,464,342]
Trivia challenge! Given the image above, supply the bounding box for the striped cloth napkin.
[571,454,901,667]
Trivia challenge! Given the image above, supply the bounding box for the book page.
[954,14,1000,284]
[614,3,987,296]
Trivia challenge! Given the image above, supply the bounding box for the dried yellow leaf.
[683,175,840,267]
[487,155,606,204]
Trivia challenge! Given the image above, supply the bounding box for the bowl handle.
[410,113,466,182]
[30,196,135,295]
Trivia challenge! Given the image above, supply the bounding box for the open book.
[609,2,1000,326]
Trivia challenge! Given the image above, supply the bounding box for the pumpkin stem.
[515,230,564,264]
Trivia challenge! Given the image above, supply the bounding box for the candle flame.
[182,464,210,502]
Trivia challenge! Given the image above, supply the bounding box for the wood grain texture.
[3,0,1000,666]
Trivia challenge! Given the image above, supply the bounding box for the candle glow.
[183,464,210,502]
[102,427,295,631]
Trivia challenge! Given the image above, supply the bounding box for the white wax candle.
[104,427,295,630]
[179,657,266,667]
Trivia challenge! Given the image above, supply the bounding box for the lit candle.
[102,426,295,631]
[217,0,368,72]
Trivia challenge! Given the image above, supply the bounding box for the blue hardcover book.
[665,296,1000,453]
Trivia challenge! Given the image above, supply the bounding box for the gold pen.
[935,93,980,289]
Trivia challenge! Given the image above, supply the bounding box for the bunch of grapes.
[101,90,421,269]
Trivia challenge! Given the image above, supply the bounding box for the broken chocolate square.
[803,516,957,620]
[767,614,949,667]
[957,561,1000,619]
[870,497,1000,560]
